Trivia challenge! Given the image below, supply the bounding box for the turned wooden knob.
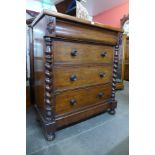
[99,72,105,78]
[98,92,104,98]
[69,99,77,105]
[70,75,77,81]
[101,52,107,57]
[71,49,78,56]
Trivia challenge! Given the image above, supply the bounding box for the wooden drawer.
[54,65,113,91]
[56,20,118,45]
[55,83,112,115]
[53,41,113,65]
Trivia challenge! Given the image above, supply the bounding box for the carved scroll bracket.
[46,16,56,36]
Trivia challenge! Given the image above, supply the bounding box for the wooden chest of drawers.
[30,10,122,140]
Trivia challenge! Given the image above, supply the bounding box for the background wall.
[93,2,128,28]
[26,0,62,12]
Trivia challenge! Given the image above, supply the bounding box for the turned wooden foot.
[34,105,56,141]
[43,121,56,141]
[108,109,116,115]
[108,101,117,115]
[46,132,55,141]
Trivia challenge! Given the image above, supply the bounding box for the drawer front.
[54,65,113,91]
[55,84,112,115]
[53,41,113,65]
[56,20,118,45]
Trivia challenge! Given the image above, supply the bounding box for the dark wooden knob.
[70,75,77,81]
[101,52,107,57]
[69,99,77,105]
[99,72,105,78]
[71,49,77,56]
[98,92,104,98]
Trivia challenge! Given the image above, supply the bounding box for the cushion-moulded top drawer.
[55,20,118,45]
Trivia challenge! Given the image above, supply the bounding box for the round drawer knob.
[101,52,107,57]
[70,75,77,81]
[98,92,104,98]
[99,72,105,78]
[71,49,78,56]
[69,99,77,105]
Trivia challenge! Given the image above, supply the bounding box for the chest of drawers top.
[31,9,122,45]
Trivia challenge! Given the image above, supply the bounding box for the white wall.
[26,0,63,12]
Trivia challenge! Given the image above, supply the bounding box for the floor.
[26,81,129,155]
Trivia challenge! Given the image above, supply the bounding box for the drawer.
[54,65,112,91]
[55,83,112,115]
[55,20,118,45]
[53,41,113,65]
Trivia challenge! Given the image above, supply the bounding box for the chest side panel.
[32,16,48,110]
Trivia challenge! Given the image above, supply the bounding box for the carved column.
[44,37,54,121]
[36,16,56,141]
[108,33,122,115]
[112,44,119,99]
[42,37,56,141]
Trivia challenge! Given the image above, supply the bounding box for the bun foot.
[43,122,56,141]
[46,133,55,141]
[108,109,116,115]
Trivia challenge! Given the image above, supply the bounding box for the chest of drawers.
[30,10,122,140]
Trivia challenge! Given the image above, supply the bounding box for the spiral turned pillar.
[43,37,56,140]
[108,33,122,115]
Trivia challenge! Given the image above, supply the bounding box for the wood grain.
[55,83,112,115]
[124,37,129,81]
[26,83,30,111]
[53,65,113,91]
[56,100,112,128]
[53,41,113,65]
[31,9,123,32]
[55,20,118,45]
[30,10,121,140]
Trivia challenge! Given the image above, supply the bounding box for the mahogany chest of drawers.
[30,10,122,140]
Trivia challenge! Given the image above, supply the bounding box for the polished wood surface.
[116,82,124,90]
[31,9,123,32]
[53,41,113,64]
[55,20,118,45]
[124,64,129,81]
[34,85,44,109]
[116,34,127,89]
[26,18,35,105]
[56,101,112,128]
[30,11,121,140]
[26,82,30,111]
[124,36,129,81]
[115,15,129,88]
[54,65,112,91]
[55,83,112,115]
[33,23,45,111]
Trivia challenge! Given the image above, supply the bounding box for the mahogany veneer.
[30,10,122,140]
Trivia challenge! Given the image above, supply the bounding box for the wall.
[93,2,128,28]
[26,0,58,12]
